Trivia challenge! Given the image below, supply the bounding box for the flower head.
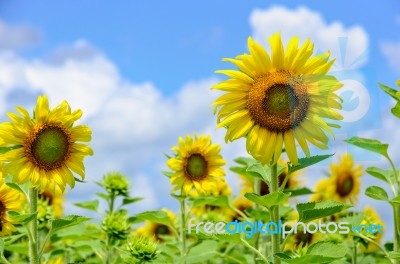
[359,206,384,253]
[102,211,131,242]
[167,134,226,197]
[126,236,159,263]
[102,172,130,197]
[136,208,176,242]
[311,153,363,203]
[213,33,343,165]
[0,95,93,191]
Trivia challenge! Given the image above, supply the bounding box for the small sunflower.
[231,196,253,221]
[239,159,301,195]
[38,188,65,218]
[359,206,384,253]
[191,181,235,221]
[167,134,226,197]
[0,173,26,236]
[311,153,362,203]
[0,95,93,191]
[213,33,343,165]
[136,208,176,242]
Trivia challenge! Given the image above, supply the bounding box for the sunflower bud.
[102,211,130,243]
[126,236,159,263]
[102,172,130,197]
[37,199,53,228]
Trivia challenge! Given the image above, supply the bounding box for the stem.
[241,237,268,263]
[180,199,187,263]
[387,155,400,264]
[105,194,116,264]
[109,194,115,213]
[1,255,11,264]
[253,178,261,264]
[352,242,357,264]
[38,228,52,257]
[270,163,281,264]
[28,187,39,264]
[358,234,394,264]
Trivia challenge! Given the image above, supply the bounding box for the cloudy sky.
[0,1,399,239]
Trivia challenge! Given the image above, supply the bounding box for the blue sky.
[0,1,399,240]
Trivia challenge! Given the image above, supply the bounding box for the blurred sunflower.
[0,172,26,236]
[213,33,343,165]
[167,134,226,197]
[239,159,302,195]
[311,154,362,203]
[38,188,65,218]
[0,95,93,191]
[191,181,235,221]
[137,208,176,242]
[359,206,384,253]
[231,196,253,221]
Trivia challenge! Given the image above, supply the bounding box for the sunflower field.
[0,2,400,264]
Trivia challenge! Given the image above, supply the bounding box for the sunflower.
[0,95,93,192]
[136,208,176,242]
[311,153,362,203]
[359,206,384,253]
[0,172,26,236]
[230,196,253,221]
[167,134,226,197]
[213,33,343,165]
[191,181,235,221]
[239,159,302,195]
[38,188,65,218]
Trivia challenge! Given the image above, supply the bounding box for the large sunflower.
[311,153,362,203]
[167,134,226,197]
[0,95,93,191]
[213,33,343,165]
[0,171,26,236]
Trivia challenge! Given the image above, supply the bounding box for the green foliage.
[245,192,290,209]
[132,210,171,225]
[366,167,397,186]
[191,195,229,208]
[185,240,218,263]
[7,211,37,224]
[288,154,334,175]
[296,200,352,222]
[344,137,388,158]
[365,186,389,201]
[50,215,91,233]
[74,200,100,212]
[379,83,400,118]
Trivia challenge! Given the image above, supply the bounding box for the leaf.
[0,146,20,154]
[133,210,171,225]
[191,195,229,208]
[246,163,270,182]
[0,238,4,255]
[74,200,99,212]
[365,186,389,201]
[50,215,91,233]
[379,83,400,101]
[244,192,290,209]
[74,177,86,183]
[96,192,109,200]
[344,137,388,158]
[185,240,218,263]
[297,200,352,222]
[366,167,396,185]
[389,251,400,259]
[122,197,143,206]
[283,187,313,196]
[5,182,28,197]
[8,211,37,224]
[170,193,186,202]
[288,154,334,175]
[275,254,341,264]
[391,102,400,119]
[307,241,347,258]
[162,171,174,178]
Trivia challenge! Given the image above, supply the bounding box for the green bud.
[102,172,130,197]
[102,211,130,242]
[126,236,159,263]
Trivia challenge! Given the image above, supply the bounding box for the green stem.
[352,242,357,264]
[270,163,281,264]
[38,228,52,257]
[358,234,394,264]
[28,187,39,264]
[253,178,261,264]
[241,237,268,263]
[109,194,115,213]
[388,155,400,264]
[1,255,11,264]
[106,194,116,264]
[180,199,187,263]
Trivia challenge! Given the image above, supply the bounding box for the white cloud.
[0,20,40,50]
[381,41,400,74]
[249,6,369,69]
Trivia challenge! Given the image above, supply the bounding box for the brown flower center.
[247,71,309,132]
[24,124,72,171]
[154,224,171,241]
[260,171,290,195]
[184,154,208,181]
[336,172,354,197]
[0,201,6,232]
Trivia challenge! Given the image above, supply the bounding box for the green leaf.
[191,195,229,208]
[96,192,109,200]
[288,154,334,175]
[8,211,37,224]
[122,197,143,206]
[392,102,400,119]
[74,177,86,183]
[389,251,400,259]
[0,238,4,256]
[275,254,340,264]
[307,241,347,258]
[170,193,186,202]
[283,187,313,196]
[366,167,396,185]
[244,192,290,209]
[246,163,270,182]
[297,200,352,222]
[133,210,171,225]
[379,83,400,101]
[0,146,20,154]
[365,186,389,201]
[344,137,388,157]
[74,200,99,212]
[50,215,91,233]
[5,182,28,197]
[390,196,400,205]
[162,171,174,178]
[185,240,218,263]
